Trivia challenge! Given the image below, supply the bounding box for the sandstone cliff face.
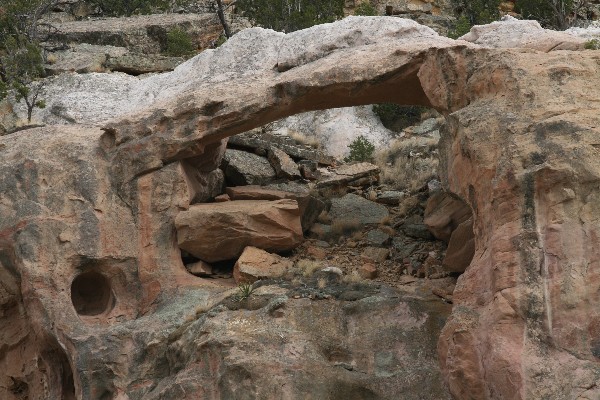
[1,16,600,400]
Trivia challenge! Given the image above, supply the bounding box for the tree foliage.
[0,0,52,122]
[354,2,378,16]
[345,135,375,163]
[449,0,500,37]
[165,28,195,56]
[235,0,345,32]
[515,0,588,29]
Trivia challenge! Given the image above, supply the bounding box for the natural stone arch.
[1,16,600,400]
[98,19,600,398]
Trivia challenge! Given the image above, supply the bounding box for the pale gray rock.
[268,106,394,159]
[329,194,389,225]
[317,162,380,188]
[222,149,276,186]
[229,130,336,165]
[459,15,586,51]
[267,146,301,179]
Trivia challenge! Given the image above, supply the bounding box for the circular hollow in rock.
[70,271,114,316]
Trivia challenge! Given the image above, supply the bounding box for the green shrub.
[515,0,577,29]
[165,28,195,57]
[236,282,256,301]
[448,0,499,38]
[354,2,378,16]
[448,15,472,39]
[235,0,345,32]
[0,0,48,122]
[584,39,600,50]
[344,135,375,163]
[373,103,425,133]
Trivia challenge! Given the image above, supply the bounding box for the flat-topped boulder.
[175,199,303,262]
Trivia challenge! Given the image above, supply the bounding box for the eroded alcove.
[71,271,115,316]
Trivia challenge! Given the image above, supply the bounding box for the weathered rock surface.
[2,15,600,400]
[233,246,293,283]
[442,218,474,273]
[268,106,393,159]
[329,194,389,225]
[229,130,336,165]
[317,162,380,188]
[268,146,301,179]
[47,13,223,54]
[459,15,586,51]
[225,184,325,231]
[221,149,276,186]
[424,191,472,242]
[175,199,303,262]
[45,43,186,75]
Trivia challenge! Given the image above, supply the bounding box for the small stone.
[186,260,213,277]
[321,266,343,276]
[376,190,405,205]
[306,246,327,260]
[214,193,230,202]
[358,263,378,279]
[366,229,391,247]
[328,193,389,225]
[402,223,435,240]
[362,247,389,262]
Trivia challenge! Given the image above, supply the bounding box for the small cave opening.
[70,271,115,316]
[180,250,237,284]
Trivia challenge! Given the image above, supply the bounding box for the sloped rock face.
[2,15,600,400]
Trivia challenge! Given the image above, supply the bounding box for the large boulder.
[175,199,303,262]
[225,185,325,231]
[221,149,276,186]
[328,194,389,225]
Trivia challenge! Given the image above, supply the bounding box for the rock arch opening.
[70,271,115,316]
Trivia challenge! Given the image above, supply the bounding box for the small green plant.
[448,15,472,39]
[344,135,375,163]
[165,28,195,57]
[585,39,600,50]
[236,282,255,301]
[354,2,378,16]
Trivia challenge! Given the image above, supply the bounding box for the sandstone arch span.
[1,16,600,399]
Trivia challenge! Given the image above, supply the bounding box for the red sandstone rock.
[233,246,293,284]
[358,263,378,280]
[175,199,303,262]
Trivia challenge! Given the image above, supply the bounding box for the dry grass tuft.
[378,225,396,236]
[287,130,322,149]
[296,259,324,277]
[342,271,363,284]
[330,218,362,239]
[374,137,439,192]
[317,210,332,224]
